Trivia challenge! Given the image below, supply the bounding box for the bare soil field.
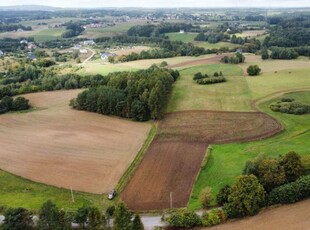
[168,54,227,68]
[122,111,281,210]
[239,30,266,38]
[158,111,282,143]
[206,199,310,230]
[0,90,150,194]
[121,139,207,211]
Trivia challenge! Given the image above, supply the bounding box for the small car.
[108,189,116,200]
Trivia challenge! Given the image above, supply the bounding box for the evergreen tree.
[113,203,132,230]
[132,214,144,230]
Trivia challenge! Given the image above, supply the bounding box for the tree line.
[70,66,179,121]
[0,24,32,32]
[1,201,144,230]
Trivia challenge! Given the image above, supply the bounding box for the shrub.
[270,100,310,115]
[267,175,310,205]
[201,209,226,227]
[247,65,261,76]
[166,209,201,228]
[200,187,212,209]
[280,151,304,182]
[216,185,231,205]
[193,72,208,80]
[227,175,266,217]
[196,76,226,85]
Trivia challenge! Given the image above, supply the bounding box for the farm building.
[101,52,116,60]
[179,30,185,33]
[83,40,96,46]
[0,50,4,56]
[20,39,28,44]
[27,42,37,50]
[80,49,88,54]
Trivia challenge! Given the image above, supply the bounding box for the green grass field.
[166,64,249,112]
[166,32,198,43]
[0,170,109,213]
[188,91,310,210]
[33,28,66,42]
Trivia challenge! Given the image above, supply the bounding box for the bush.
[216,185,231,206]
[247,65,261,76]
[193,72,208,80]
[200,187,212,209]
[270,100,310,115]
[166,209,201,228]
[267,175,310,205]
[201,209,227,227]
[280,151,304,182]
[196,76,226,85]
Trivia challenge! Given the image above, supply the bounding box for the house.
[79,49,88,54]
[73,44,82,50]
[226,28,231,33]
[17,28,24,32]
[20,39,28,44]
[179,30,185,34]
[83,40,96,46]
[101,52,116,60]
[236,48,243,54]
[27,42,37,50]
[0,50,4,56]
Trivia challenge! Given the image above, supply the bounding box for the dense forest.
[70,66,179,121]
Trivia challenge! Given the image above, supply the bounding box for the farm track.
[122,110,282,211]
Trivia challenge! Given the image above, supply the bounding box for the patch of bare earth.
[122,110,281,210]
[168,54,228,68]
[0,90,150,194]
[206,199,310,230]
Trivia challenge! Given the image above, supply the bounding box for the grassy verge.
[0,170,107,213]
[116,123,157,193]
[188,91,310,210]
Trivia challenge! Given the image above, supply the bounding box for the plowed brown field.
[0,90,150,193]
[168,54,227,68]
[122,110,281,210]
[121,139,207,210]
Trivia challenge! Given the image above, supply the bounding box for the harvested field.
[121,139,207,211]
[122,110,281,210]
[158,111,282,143]
[206,199,310,230]
[168,54,227,68]
[0,90,150,194]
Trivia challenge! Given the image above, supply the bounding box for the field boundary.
[116,123,157,194]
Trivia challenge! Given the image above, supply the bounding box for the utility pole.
[170,192,173,209]
[71,187,75,203]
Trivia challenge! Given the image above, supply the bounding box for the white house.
[20,39,28,44]
[83,40,96,46]
[101,52,116,60]
[0,50,4,56]
[79,49,88,54]
[179,30,185,34]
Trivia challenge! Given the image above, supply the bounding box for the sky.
[0,0,309,8]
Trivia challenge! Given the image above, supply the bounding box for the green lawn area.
[166,32,198,43]
[0,170,110,213]
[33,28,66,42]
[188,91,310,210]
[79,62,140,75]
[166,64,248,112]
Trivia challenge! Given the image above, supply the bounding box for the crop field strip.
[0,90,151,194]
[121,110,281,210]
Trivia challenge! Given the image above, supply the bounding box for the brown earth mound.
[0,90,150,194]
[122,110,282,211]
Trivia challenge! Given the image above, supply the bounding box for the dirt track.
[122,111,282,210]
[207,199,310,230]
[0,90,150,193]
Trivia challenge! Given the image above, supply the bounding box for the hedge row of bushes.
[196,76,226,85]
[270,98,310,115]
[267,175,310,205]
[0,96,30,114]
[165,208,227,228]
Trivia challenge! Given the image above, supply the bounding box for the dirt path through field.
[0,90,150,194]
[168,54,228,68]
